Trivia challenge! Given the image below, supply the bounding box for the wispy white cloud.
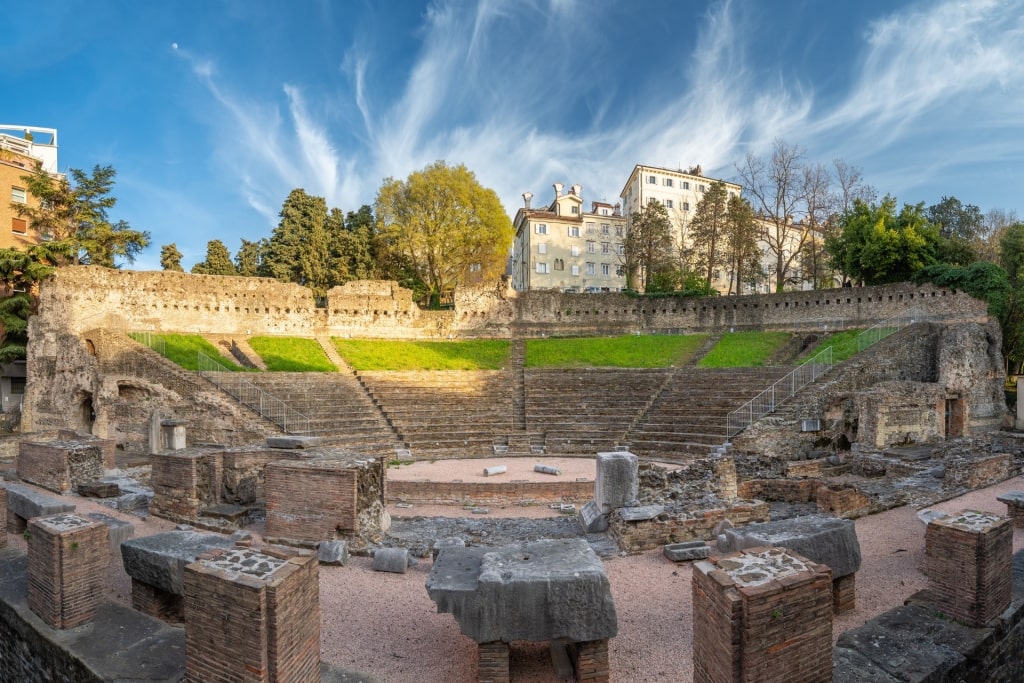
[184,0,1024,234]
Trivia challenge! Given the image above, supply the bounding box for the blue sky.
[4,0,1024,271]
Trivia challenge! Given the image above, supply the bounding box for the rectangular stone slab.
[426,537,617,644]
[4,483,76,520]
[121,530,235,595]
[719,514,861,578]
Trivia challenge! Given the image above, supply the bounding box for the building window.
[647,175,656,184]
[601,223,610,235]
[586,241,596,254]
[616,265,626,277]
[535,223,547,234]
[616,243,625,255]
[568,225,579,237]
[554,258,564,271]
[535,262,548,274]
[11,187,27,204]
[700,185,707,192]
[571,206,579,214]
[664,199,673,209]
[601,242,610,254]
[586,222,596,234]
[470,263,481,272]
[601,208,610,216]
[683,202,690,211]
[664,178,673,187]
[601,263,610,276]
[538,243,547,254]
[682,181,690,190]
[571,245,581,257]
[586,262,596,275]
[615,225,623,237]
[571,264,580,276]
[11,218,27,234]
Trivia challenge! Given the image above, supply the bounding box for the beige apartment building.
[511,183,628,292]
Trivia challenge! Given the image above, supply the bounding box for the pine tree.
[160,243,184,272]
[191,240,238,275]
[689,181,730,288]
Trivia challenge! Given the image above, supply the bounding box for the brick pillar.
[477,640,510,683]
[832,574,855,614]
[693,547,833,683]
[0,485,6,549]
[184,547,320,683]
[996,493,1024,528]
[27,513,109,629]
[131,578,184,623]
[925,510,1012,627]
[571,639,610,683]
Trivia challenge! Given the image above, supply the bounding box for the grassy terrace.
[524,334,708,368]
[249,336,335,372]
[129,333,247,372]
[332,339,511,370]
[696,331,790,368]
[802,329,865,364]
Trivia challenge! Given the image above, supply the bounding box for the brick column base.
[571,639,610,683]
[833,573,856,614]
[478,640,510,683]
[131,578,184,623]
[1001,501,1024,528]
[7,513,26,535]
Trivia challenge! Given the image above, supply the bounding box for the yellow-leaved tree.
[375,161,512,308]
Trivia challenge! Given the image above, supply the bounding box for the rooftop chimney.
[553,182,563,198]
[571,184,582,196]
[522,192,533,210]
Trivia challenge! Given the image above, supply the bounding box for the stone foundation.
[131,577,184,623]
[693,547,833,683]
[924,510,1012,627]
[997,492,1024,528]
[609,501,770,553]
[833,574,856,614]
[184,547,320,683]
[17,440,106,494]
[27,514,109,629]
[944,453,1010,490]
[0,486,5,550]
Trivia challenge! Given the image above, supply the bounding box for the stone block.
[372,547,410,573]
[996,491,1024,528]
[663,541,711,562]
[426,538,618,644]
[5,483,75,534]
[578,500,607,533]
[717,513,862,578]
[266,435,324,449]
[318,540,349,566]
[432,537,467,559]
[84,512,134,559]
[534,465,560,475]
[0,485,4,549]
[616,505,664,522]
[121,530,234,596]
[595,452,638,514]
[77,480,121,498]
[17,440,105,494]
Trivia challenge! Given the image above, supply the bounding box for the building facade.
[0,125,59,251]
[511,183,628,292]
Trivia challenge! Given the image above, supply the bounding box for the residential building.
[511,183,627,292]
[0,124,59,250]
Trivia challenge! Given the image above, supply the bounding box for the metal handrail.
[726,346,833,437]
[726,306,924,438]
[196,352,311,434]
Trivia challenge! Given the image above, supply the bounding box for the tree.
[998,223,1024,371]
[160,243,184,272]
[722,195,761,295]
[623,199,676,292]
[926,196,983,265]
[689,181,730,288]
[191,240,237,276]
[0,242,69,362]
[375,162,512,307]
[261,189,333,298]
[234,239,265,277]
[736,139,818,292]
[826,196,941,285]
[330,205,377,284]
[12,163,149,267]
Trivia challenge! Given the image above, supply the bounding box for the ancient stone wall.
[36,266,988,340]
[386,479,591,506]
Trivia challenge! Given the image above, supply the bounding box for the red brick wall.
[0,486,6,549]
[265,460,358,544]
[610,502,770,553]
[478,641,510,683]
[944,453,1010,490]
[131,578,184,623]
[17,441,105,494]
[184,549,320,683]
[571,639,610,683]
[693,549,833,683]
[27,514,109,629]
[925,512,1013,627]
[149,450,221,523]
[386,479,591,507]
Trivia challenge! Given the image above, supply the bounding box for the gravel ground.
[4,462,1024,683]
